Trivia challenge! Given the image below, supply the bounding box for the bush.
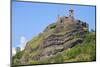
[84,32,95,43]
[13,51,23,59]
[50,23,56,29]
[66,46,82,59]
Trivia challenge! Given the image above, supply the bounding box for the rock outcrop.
[13,9,89,65]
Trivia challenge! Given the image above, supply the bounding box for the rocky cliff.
[12,10,96,66]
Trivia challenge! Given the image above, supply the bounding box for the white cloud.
[12,48,16,56]
[18,36,28,51]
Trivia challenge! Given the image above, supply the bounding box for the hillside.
[12,9,96,66]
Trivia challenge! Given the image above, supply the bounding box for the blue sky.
[12,1,96,48]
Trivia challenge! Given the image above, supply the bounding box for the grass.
[28,34,44,49]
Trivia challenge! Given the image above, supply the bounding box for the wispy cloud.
[18,36,28,51]
[12,36,28,56]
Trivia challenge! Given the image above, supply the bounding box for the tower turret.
[69,9,74,19]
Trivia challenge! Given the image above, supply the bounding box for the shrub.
[50,23,56,29]
[13,51,23,59]
[66,46,82,59]
[84,32,95,43]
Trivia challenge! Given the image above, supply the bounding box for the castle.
[55,9,88,33]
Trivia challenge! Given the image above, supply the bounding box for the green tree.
[16,47,21,54]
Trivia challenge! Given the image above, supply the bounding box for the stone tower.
[69,9,74,19]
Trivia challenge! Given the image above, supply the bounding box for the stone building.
[55,9,88,33]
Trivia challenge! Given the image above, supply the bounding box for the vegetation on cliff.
[12,25,96,66]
